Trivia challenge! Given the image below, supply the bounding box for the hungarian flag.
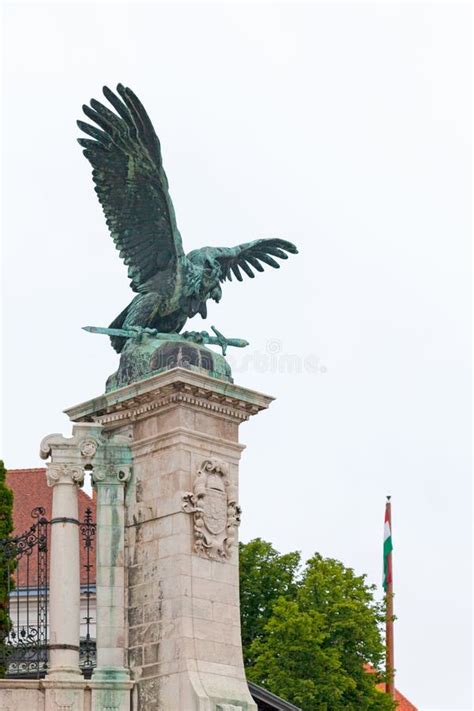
[383,499,393,591]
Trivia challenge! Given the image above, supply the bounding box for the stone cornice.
[64,368,274,426]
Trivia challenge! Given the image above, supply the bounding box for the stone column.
[66,368,273,711]
[45,462,83,677]
[40,423,102,709]
[91,433,133,711]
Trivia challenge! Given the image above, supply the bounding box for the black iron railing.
[80,507,96,677]
[0,507,48,678]
[0,506,96,679]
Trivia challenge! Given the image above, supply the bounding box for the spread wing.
[77,84,184,293]
[208,239,298,282]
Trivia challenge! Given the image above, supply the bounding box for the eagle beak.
[199,303,207,318]
[211,286,222,303]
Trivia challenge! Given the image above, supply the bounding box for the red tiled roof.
[6,468,96,587]
[390,689,418,711]
[364,664,417,710]
[376,683,418,711]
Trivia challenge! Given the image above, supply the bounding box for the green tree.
[240,542,395,711]
[0,461,14,676]
[239,538,301,666]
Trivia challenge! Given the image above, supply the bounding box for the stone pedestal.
[66,367,273,711]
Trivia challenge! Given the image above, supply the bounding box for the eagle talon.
[181,328,230,355]
[128,326,158,342]
[181,330,208,344]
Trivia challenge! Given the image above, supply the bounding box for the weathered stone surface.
[67,368,273,710]
[0,681,44,711]
[0,679,133,711]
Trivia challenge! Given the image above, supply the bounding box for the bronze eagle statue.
[77,84,298,353]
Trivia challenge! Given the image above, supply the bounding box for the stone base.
[0,678,134,711]
[43,680,85,711]
[46,666,84,680]
[0,680,44,711]
[161,670,257,711]
[90,678,134,711]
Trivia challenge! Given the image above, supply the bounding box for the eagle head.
[187,249,222,304]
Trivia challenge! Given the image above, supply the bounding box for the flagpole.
[385,495,395,698]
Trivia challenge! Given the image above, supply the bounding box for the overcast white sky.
[1,2,471,709]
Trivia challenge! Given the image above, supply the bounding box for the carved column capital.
[92,464,132,486]
[46,462,85,488]
[91,432,132,487]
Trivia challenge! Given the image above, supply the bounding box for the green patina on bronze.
[83,324,249,356]
[77,83,298,364]
[105,333,233,391]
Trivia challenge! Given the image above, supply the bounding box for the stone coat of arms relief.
[182,459,241,561]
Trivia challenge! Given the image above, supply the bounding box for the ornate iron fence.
[80,507,96,678]
[0,506,96,679]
